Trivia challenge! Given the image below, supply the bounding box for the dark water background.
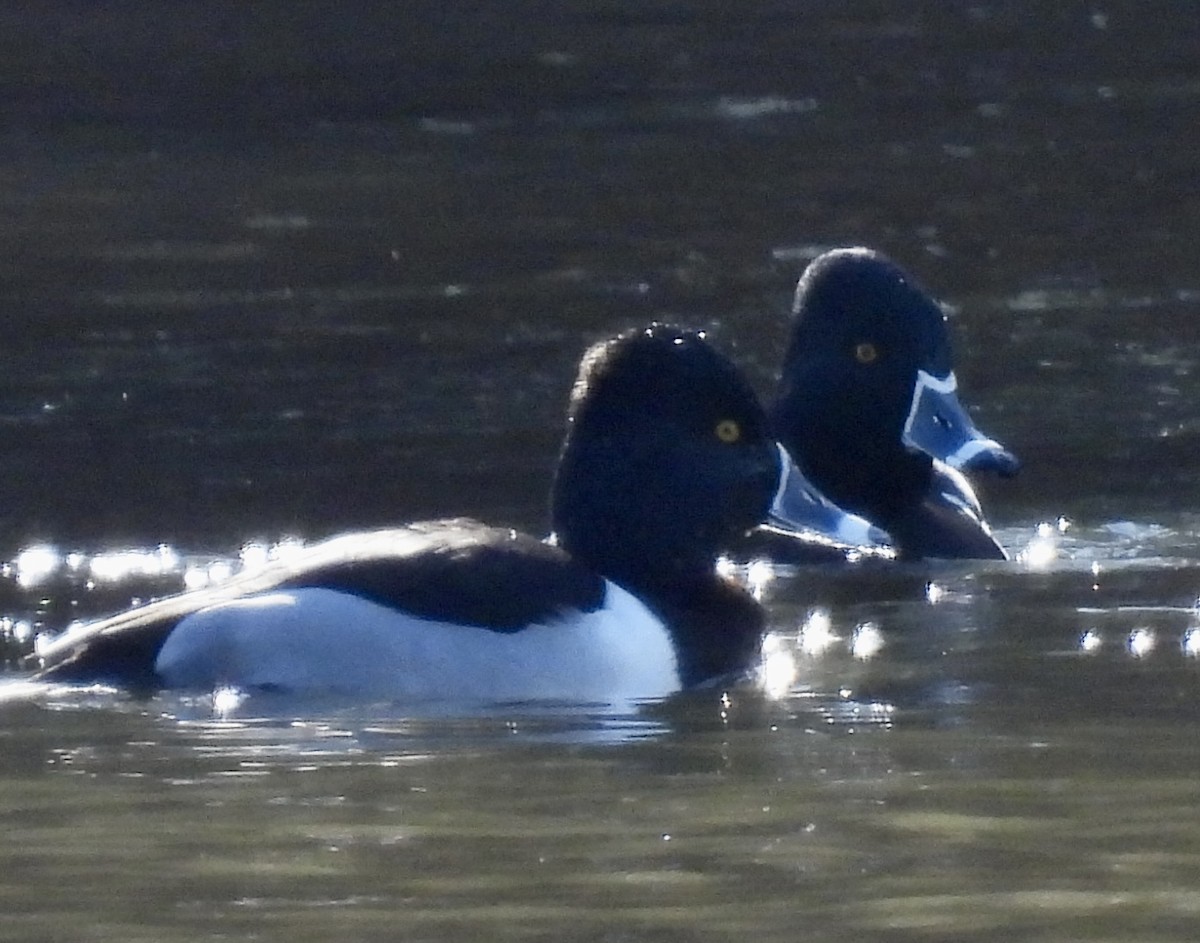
[2,3,1200,941]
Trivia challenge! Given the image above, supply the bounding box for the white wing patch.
[154,582,680,704]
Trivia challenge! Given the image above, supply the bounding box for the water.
[3,1,1200,940]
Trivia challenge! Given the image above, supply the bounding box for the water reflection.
[6,524,1200,942]
[7,543,193,590]
[1128,626,1158,657]
[850,622,885,660]
[7,522,1200,718]
[1015,518,1072,569]
[1079,628,1103,653]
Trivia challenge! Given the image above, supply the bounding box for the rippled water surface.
[3,2,1200,941]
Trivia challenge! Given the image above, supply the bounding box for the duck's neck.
[803,429,933,525]
[554,523,765,687]
[774,395,933,528]
[639,575,766,688]
[550,439,717,592]
[551,440,765,686]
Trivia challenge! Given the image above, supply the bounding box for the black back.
[35,521,604,687]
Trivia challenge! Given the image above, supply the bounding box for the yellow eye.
[714,419,742,444]
[854,342,879,364]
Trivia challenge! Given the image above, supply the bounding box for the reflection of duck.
[769,247,1019,560]
[33,325,781,702]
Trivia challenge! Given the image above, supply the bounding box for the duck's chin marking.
[155,584,681,705]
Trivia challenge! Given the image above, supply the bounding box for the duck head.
[552,324,782,587]
[770,248,1018,554]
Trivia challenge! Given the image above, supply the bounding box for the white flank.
[154,582,680,704]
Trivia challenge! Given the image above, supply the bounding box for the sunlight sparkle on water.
[238,538,307,569]
[798,609,839,656]
[850,622,885,660]
[0,617,33,644]
[758,632,798,699]
[33,630,57,658]
[715,555,775,599]
[1017,518,1070,570]
[745,559,775,599]
[1183,628,1200,657]
[89,545,181,583]
[211,686,248,718]
[1128,627,1156,658]
[1079,629,1103,653]
[240,542,271,571]
[183,566,211,591]
[185,539,305,589]
[13,545,61,588]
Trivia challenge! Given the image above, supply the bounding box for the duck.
[31,325,783,703]
[767,247,1019,560]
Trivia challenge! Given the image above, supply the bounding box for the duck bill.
[768,445,892,549]
[902,370,1020,477]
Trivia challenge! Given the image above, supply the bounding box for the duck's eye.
[854,342,879,365]
[714,419,742,444]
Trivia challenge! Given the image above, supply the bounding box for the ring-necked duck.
[768,247,1019,560]
[32,325,782,703]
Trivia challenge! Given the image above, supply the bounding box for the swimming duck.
[32,325,782,703]
[768,247,1019,560]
